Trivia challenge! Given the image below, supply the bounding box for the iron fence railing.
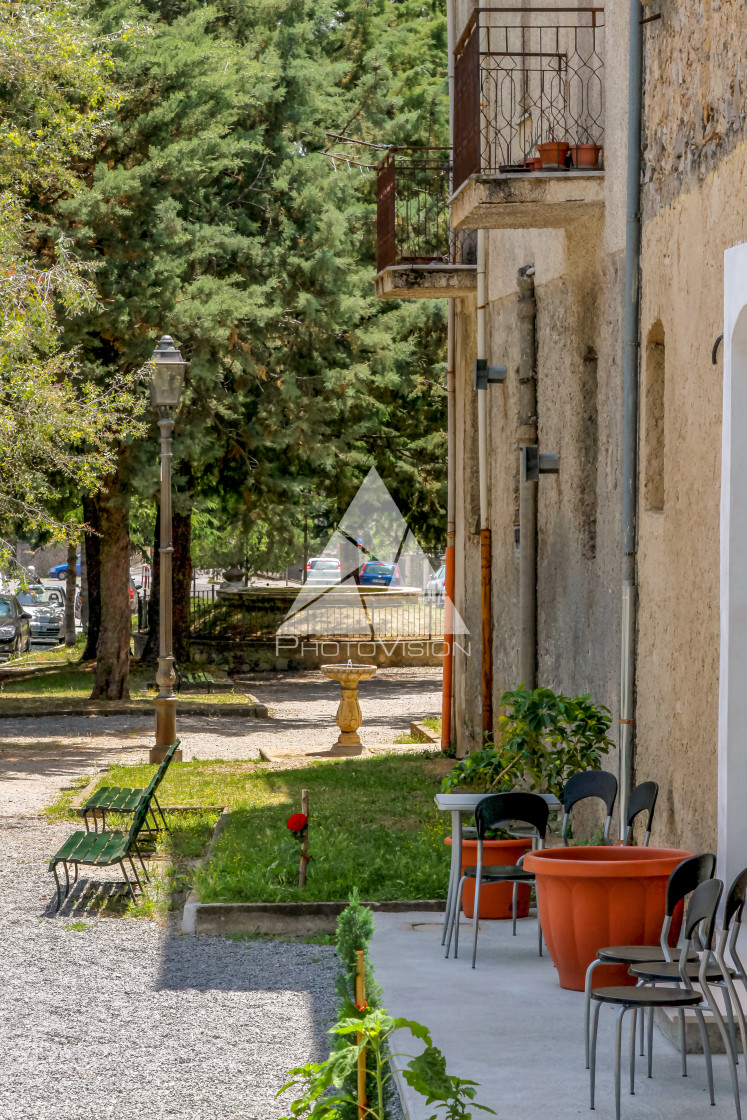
[454,7,605,188]
[376,147,477,272]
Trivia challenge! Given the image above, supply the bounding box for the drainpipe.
[440,0,457,752]
[619,0,644,838]
[477,228,493,734]
[517,265,537,689]
[442,299,456,751]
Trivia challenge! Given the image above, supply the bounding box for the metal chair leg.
[694,1008,716,1107]
[589,1000,602,1109]
[442,860,456,947]
[701,983,742,1119]
[679,1008,687,1076]
[585,958,602,1068]
[722,971,747,1073]
[450,875,467,960]
[127,855,142,893]
[629,1006,636,1095]
[538,914,543,957]
[647,1005,654,1078]
[471,873,483,969]
[638,1006,645,1057]
[62,860,70,901]
[52,864,62,912]
[512,881,518,936]
[120,860,137,903]
[724,984,739,1066]
[615,1007,627,1120]
[153,794,170,833]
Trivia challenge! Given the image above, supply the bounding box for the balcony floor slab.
[374,264,477,300]
[450,171,604,230]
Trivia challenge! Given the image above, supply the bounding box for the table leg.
[441,809,462,946]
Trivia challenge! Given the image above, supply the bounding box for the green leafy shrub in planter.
[441,686,613,799]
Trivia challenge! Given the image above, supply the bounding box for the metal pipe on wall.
[477,228,493,734]
[442,299,456,751]
[440,0,457,753]
[517,265,538,690]
[619,0,644,838]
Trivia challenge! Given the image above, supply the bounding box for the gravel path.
[0,821,338,1119]
[0,669,434,1117]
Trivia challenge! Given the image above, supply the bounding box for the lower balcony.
[375,148,477,300]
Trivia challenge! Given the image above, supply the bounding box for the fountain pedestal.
[320,664,377,755]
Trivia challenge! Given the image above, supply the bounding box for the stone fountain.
[320,661,377,755]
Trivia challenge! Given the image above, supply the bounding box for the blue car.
[359,560,402,587]
[48,558,81,580]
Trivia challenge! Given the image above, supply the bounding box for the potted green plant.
[441,686,614,920]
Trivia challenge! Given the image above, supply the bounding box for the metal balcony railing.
[376,148,477,273]
[453,7,605,190]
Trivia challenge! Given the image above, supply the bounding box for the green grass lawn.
[0,662,257,705]
[62,754,454,906]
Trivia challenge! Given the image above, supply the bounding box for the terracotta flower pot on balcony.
[537,141,569,170]
[445,836,532,919]
[523,846,693,991]
[569,143,603,169]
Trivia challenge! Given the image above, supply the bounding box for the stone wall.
[641,0,746,220]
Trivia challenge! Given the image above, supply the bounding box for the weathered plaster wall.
[641,0,746,221]
[637,143,747,851]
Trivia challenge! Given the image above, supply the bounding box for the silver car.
[304,557,342,585]
[425,564,446,606]
[16,586,65,644]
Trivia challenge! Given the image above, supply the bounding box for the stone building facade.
[375,0,746,852]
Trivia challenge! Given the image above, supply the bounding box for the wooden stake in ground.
[299,788,310,888]
[355,949,367,1118]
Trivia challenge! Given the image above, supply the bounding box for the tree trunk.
[81,492,101,660]
[173,506,192,662]
[141,505,160,663]
[80,537,89,632]
[64,541,77,646]
[90,465,131,699]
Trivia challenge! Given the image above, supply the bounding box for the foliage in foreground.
[279,1006,494,1120]
[442,685,614,799]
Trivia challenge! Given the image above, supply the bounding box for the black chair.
[623,781,659,846]
[446,792,549,968]
[589,878,741,1120]
[584,852,716,1069]
[561,770,618,845]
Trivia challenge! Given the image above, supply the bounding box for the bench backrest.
[144,738,181,797]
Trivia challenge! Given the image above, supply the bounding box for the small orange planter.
[537,141,569,169]
[445,837,532,920]
[523,846,693,991]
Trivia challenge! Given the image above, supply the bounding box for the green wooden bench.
[49,789,153,912]
[81,738,180,835]
[174,663,233,695]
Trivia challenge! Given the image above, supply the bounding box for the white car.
[425,564,446,606]
[304,557,342,585]
[15,586,65,643]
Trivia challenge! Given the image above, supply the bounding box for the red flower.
[286,812,308,833]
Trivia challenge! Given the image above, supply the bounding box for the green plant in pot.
[441,685,613,799]
[440,688,614,904]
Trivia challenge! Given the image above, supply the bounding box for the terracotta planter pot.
[537,141,569,170]
[445,836,532,919]
[523,157,542,172]
[523,846,694,991]
[569,143,602,169]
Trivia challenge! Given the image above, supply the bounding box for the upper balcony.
[375,148,477,300]
[452,7,606,230]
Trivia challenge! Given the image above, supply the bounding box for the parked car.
[16,586,65,644]
[0,594,31,659]
[425,564,446,606]
[48,557,81,580]
[359,560,402,588]
[304,557,342,585]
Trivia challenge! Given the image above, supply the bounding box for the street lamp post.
[150,335,188,763]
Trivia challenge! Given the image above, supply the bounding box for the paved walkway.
[371,911,740,1120]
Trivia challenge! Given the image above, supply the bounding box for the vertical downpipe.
[619,0,644,837]
[441,0,457,752]
[477,228,493,734]
[517,265,538,689]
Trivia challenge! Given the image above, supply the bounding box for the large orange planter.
[445,837,532,920]
[523,846,693,991]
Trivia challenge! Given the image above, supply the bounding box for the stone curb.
[183,895,447,937]
[409,720,439,744]
[0,699,269,720]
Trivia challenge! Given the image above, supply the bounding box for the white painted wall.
[717,241,747,890]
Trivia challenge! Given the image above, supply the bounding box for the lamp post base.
[152,696,181,763]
